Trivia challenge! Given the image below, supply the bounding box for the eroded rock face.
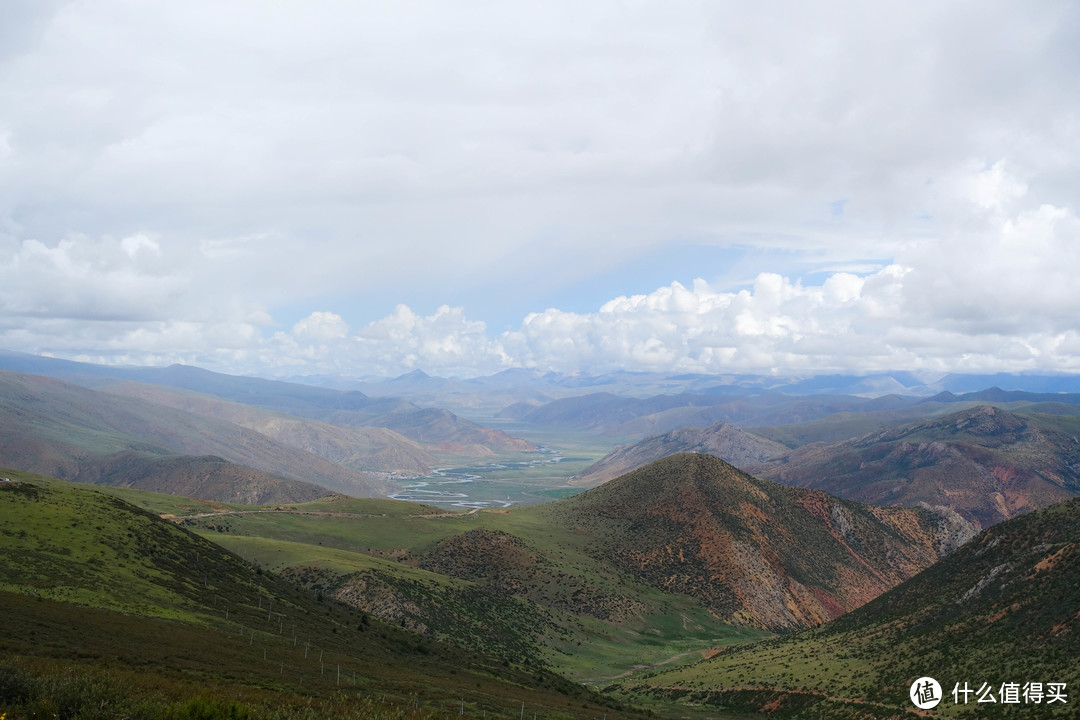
[918,502,982,553]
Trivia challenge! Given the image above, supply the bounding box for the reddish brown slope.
[749,405,1080,527]
[543,453,967,631]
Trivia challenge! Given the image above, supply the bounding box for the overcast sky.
[2,1,1079,378]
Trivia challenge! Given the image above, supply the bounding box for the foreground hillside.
[0,470,638,720]
[172,453,967,693]
[752,405,1080,527]
[621,493,1080,718]
[178,487,764,681]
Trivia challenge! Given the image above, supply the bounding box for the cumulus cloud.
[1,3,1078,378]
[499,164,1080,375]
[3,163,1080,378]
[0,233,182,320]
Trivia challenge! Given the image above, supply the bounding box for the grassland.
[163,481,766,683]
[0,469,646,720]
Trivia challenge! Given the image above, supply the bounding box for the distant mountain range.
[751,405,1080,527]
[579,405,1080,528]
[297,364,1080,413]
[101,381,437,476]
[579,420,788,484]
[0,350,535,456]
[0,370,377,502]
[501,386,1080,440]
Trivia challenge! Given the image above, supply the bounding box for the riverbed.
[387,448,587,508]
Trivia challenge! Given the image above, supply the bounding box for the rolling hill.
[176,452,972,680]
[178,490,765,681]
[510,391,928,439]
[578,421,789,484]
[101,381,437,475]
[0,470,636,719]
[543,453,966,631]
[621,491,1080,718]
[0,352,536,457]
[750,405,1080,527]
[0,369,387,500]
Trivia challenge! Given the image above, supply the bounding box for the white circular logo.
[910,677,942,709]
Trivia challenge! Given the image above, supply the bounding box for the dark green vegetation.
[177,489,766,682]
[170,454,962,686]
[751,405,1080,527]
[0,470,642,720]
[621,493,1080,718]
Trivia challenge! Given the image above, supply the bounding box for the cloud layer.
[1,2,1078,377]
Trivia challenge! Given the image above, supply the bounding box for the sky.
[1,0,1079,378]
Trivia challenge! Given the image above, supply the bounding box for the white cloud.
[0,3,1078,378]
[497,164,1080,375]
[0,234,183,320]
[291,311,348,342]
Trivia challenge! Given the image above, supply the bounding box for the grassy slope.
[620,496,1080,719]
[0,469,641,720]
[171,455,955,683]
[173,490,766,682]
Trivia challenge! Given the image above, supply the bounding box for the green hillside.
[620,494,1080,718]
[170,454,965,683]
[172,481,766,681]
[0,470,640,720]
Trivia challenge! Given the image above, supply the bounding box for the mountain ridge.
[579,420,789,484]
[0,369,387,499]
[540,453,966,631]
[751,404,1080,527]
